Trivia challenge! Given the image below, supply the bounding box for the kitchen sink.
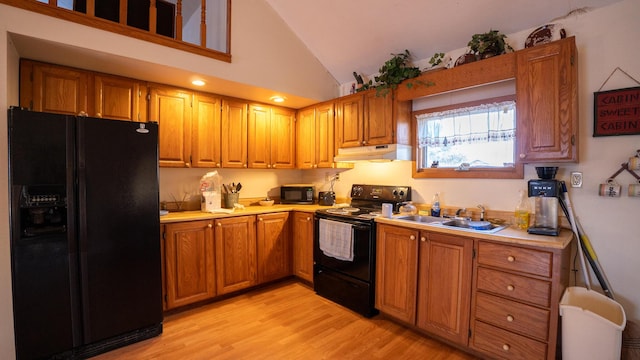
[394,215,508,234]
[440,218,508,233]
[395,215,444,223]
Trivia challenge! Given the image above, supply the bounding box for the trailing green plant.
[428,52,446,67]
[372,50,422,96]
[467,30,513,59]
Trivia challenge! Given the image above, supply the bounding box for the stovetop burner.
[316,184,411,221]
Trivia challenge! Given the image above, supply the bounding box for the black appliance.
[8,108,163,359]
[280,184,315,204]
[314,184,411,317]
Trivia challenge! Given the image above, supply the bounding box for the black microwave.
[280,184,315,204]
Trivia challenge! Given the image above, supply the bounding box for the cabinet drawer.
[477,241,552,277]
[477,267,551,307]
[475,292,549,341]
[472,320,547,360]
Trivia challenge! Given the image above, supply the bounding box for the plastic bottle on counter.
[430,193,441,217]
[515,189,531,230]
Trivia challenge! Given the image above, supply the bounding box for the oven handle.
[352,225,371,231]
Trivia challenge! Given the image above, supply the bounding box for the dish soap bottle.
[515,190,530,230]
[430,193,441,217]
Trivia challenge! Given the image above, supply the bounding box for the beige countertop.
[159,204,328,224]
[375,216,573,250]
[161,206,573,250]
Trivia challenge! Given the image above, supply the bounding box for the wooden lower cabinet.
[214,215,257,295]
[416,231,473,346]
[470,240,570,360]
[163,220,215,310]
[256,212,291,283]
[375,224,419,323]
[291,211,314,283]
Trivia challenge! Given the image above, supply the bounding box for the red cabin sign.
[594,86,640,136]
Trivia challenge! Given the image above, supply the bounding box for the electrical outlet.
[570,172,583,188]
[334,173,340,181]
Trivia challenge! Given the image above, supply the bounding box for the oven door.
[313,215,374,283]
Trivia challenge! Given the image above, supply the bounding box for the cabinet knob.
[185,162,191,168]
[259,218,263,222]
[313,164,318,168]
[409,235,416,240]
[502,344,510,351]
[217,163,221,167]
[273,164,277,168]
[507,255,515,262]
[420,236,426,242]
[243,163,247,168]
[267,164,271,168]
[96,112,102,118]
[217,223,222,227]
[306,217,311,221]
[507,284,515,292]
[506,315,514,322]
[519,153,526,159]
[208,223,213,228]
[362,140,367,145]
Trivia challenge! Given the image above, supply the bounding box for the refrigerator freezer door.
[77,118,162,344]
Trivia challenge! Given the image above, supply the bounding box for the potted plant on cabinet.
[467,29,513,59]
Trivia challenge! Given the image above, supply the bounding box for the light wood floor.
[92,281,479,359]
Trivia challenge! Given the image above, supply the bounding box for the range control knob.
[351,186,363,197]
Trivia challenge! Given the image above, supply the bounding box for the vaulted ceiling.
[265,0,623,84]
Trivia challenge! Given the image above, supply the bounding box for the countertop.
[375,216,573,250]
[161,206,573,250]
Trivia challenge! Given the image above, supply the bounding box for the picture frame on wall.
[593,86,640,137]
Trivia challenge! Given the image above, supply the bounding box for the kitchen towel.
[319,219,354,261]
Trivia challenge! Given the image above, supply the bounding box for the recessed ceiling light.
[192,79,206,86]
[270,96,286,103]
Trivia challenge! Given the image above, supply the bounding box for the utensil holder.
[224,193,239,209]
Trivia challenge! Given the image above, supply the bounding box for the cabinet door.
[192,93,222,168]
[375,224,419,323]
[149,85,192,167]
[364,90,393,146]
[248,104,271,169]
[336,93,364,148]
[315,102,336,168]
[221,99,248,168]
[164,220,215,310]
[23,60,89,115]
[94,74,146,121]
[296,107,316,169]
[270,107,296,169]
[214,216,257,294]
[291,212,314,282]
[516,36,578,162]
[256,212,291,283]
[416,232,473,345]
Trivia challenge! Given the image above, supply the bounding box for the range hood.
[333,144,412,162]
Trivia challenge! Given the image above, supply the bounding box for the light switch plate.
[570,172,583,188]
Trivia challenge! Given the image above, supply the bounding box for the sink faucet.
[477,204,486,221]
[455,208,467,218]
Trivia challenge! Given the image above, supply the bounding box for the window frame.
[412,94,524,179]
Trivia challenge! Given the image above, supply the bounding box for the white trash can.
[560,286,627,360]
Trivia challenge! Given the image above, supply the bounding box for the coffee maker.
[528,167,561,236]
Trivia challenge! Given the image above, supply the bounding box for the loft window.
[414,95,522,179]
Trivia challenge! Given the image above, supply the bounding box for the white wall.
[308,0,640,323]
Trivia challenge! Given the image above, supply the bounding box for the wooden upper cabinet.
[21,59,89,115]
[336,93,364,148]
[256,212,291,283]
[221,98,248,168]
[336,89,410,148]
[416,232,473,346]
[149,85,192,168]
[163,220,215,310]
[248,104,296,169]
[516,36,578,163]
[94,74,146,121]
[192,93,222,168]
[297,102,336,169]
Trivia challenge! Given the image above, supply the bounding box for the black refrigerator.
[8,108,163,359]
